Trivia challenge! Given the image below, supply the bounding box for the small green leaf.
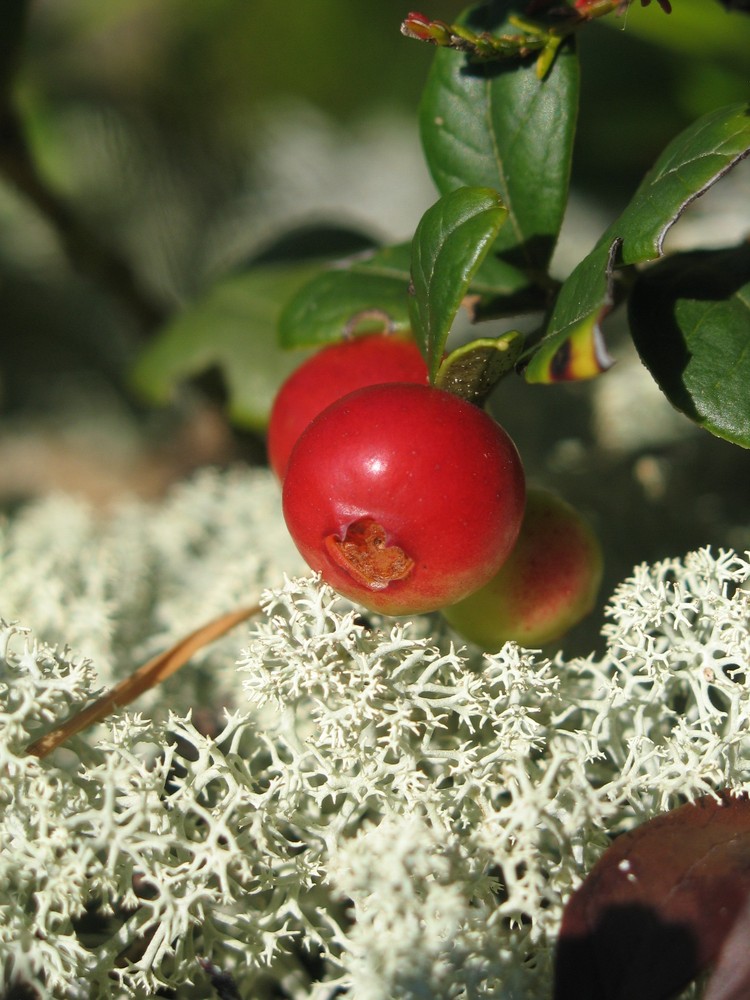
[525,101,750,384]
[524,239,619,383]
[409,186,508,381]
[419,1,579,275]
[435,332,523,405]
[277,244,417,350]
[629,244,750,448]
[131,263,319,430]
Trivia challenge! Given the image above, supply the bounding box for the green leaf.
[629,244,750,448]
[279,189,509,374]
[131,263,319,431]
[409,186,508,381]
[419,1,579,275]
[525,101,750,384]
[278,245,414,350]
[277,237,533,351]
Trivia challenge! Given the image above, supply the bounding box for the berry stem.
[325,518,415,591]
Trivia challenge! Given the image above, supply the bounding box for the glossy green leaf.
[131,264,319,431]
[525,101,750,384]
[277,237,533,351]
[523,239,619,384]
[419,1,579,275]
[278,244,414,349]
[629,244,750,448]
[409,186,508,381]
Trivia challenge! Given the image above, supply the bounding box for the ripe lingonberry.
[267,332,428,480]
[442,489,603,647]
[282,382,526,615]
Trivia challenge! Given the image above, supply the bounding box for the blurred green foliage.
[23,1,458,127]
[576,0,750,202]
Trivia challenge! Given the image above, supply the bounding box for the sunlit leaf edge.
[524,101,750,385]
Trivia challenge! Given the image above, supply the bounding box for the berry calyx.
[282,382,526,616]
[268,332,429,480]
[326,517,415,590]
[442,488,603,647]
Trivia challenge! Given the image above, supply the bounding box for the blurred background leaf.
[131,263,321,432]
[2,0,460,421]
[574,0,750,204]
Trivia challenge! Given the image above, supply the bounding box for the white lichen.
[0,467,748,998]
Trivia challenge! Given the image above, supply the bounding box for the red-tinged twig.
[401,2,671,76]
[401,11,549,58]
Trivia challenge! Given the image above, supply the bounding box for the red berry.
[282,383,526,615]
[268,333,429,480]
[442,489,603,647]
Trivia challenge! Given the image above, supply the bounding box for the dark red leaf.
[704,898,750,1000]
[554,792,750,1000]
